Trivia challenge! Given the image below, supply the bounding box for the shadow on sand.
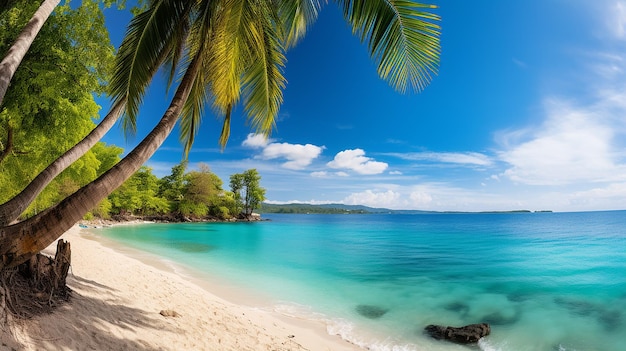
[3,274,183,351]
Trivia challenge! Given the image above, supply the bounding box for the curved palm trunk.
[0,0,60,107]
[0,99,125,226]
[0,55,201,270]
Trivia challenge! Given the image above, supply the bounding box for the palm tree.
[0,0,60,107]
[0,0,440,269]
[0,100,125,226]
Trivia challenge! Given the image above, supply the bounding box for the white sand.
[5,225,361,351]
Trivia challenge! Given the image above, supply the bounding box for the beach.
[3,224,360,351]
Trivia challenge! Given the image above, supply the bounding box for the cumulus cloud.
[497,98,626,185]
[327,149,388,175]
[243,133,324,170]
[260,143,324,170]
[243,133,271,148]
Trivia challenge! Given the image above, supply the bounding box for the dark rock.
[160,309,181,318]
[424,323,490,344]
[356,304,388,319]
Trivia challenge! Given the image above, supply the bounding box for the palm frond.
[178,0,220,157]
[179,58,211,157]
[336,0,440,92]
[240,2,287,138]
[276,0,323,48]
[218,105,232,148]
[163,5,192,91]
[109,0,191,135]
[205,0,248,115]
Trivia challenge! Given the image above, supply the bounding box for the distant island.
[259,203,553,215]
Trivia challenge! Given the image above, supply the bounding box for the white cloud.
[259,143,324,170]
[243,134,324,170]
[389,171,403,175]
[569,182,626,209]
[243,133,271,148]
[409,191,433,206]
[327,149,388,175]
[608,1,626,40]
[498,98,626,185]
[343,190,402,208]
[388,151,492,167]
[311,171,350,178]
[311,171,328,178]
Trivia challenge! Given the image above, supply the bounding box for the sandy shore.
[4,225,361,351]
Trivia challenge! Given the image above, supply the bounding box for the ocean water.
[97,211,626,351]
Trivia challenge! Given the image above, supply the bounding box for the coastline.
[5,224,361,351]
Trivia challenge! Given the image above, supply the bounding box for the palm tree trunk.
[0,0,60,107]
[0,99,125,226]
[0,54,201,270]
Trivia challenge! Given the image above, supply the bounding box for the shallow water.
[99,211,626,351]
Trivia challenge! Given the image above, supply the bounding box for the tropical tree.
[229,173,245,215]
[0,0,60,106]
[230,169,265,216]
[0,0,119,226]
[179,164,223,217]
[109,166,169,216]
[0,0,440,269]
[158,160,188,207]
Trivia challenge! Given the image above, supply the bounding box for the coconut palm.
[0,0,440,269]
[0,100,125,226]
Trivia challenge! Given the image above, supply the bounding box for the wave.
[273,302,422,351]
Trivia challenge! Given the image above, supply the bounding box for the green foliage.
[260,203,368,214]
[179,163,224,218]
[229,169,265,216]
[178,201,208,217]
[90,198,113,219]
[158,160,188,202]
[109,166,169,216]
[91,142,124,176]
[93,162,254,221]
[211,205,231,220]
[0,0,115,216]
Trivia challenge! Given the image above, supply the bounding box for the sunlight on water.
[99,211,626,351]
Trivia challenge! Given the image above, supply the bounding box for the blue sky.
[98,1,626,212]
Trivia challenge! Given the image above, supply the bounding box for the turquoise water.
[98,211,626,351]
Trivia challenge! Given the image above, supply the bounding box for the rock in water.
[355,304,388,319]
[424,323,490,344]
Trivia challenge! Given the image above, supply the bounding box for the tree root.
[0,240,72,320]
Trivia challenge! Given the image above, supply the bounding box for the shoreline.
[5,224,361,351]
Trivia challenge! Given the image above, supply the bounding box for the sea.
[96,211,626,351]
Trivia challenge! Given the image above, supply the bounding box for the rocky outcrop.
[424,323,490,344]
